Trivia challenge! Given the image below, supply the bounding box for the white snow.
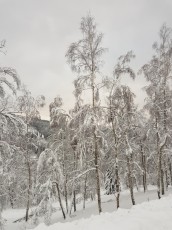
[34,194,172,230]
[2,187,172,230]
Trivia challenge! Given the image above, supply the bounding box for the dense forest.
[0,14,172,228]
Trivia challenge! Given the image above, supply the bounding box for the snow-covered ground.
[34,194,172,230]
[2,186,172,230]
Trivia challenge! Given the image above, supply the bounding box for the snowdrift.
[34,195,172,230]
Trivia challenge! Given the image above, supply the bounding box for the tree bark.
[62,136,69,214]
[169,162,172,186]
[161,167,165,195]
[55,182,66,219]
[92,74,102,214]
[115,161,120,209]
[140,143,147,192]
[109,84,120,209]
[94,131,102,213]
[25,160,31,222]
[64,179,68,213]
[155,117,161,199]
[83,174,87,210]
[127,155,135,205]
[164,158,169,190]
[73,190,76,212]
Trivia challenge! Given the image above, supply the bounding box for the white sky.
[0,0,172,119]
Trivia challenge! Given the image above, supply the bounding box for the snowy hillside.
[34,195,172,230]
[2,187,172,230]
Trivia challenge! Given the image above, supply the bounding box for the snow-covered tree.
[0,40,22,228]
[49,95,72,214]
[35,148,65,224]
[140,24,172,199]
[104,51,136,207]
[66,13,107,214]
[17,86,45,221]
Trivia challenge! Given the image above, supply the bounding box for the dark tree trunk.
[92,79,102,214]
[55,182,66,219]
[162,88,167,194]
[25,123,32,222]
[164,159,168,190]
[115,162,120,209]
[83,175,87,210]
[25,161,31,222]
[140,143,147,193]
[156,117,161,199]
[127,155,135,205]
[161,168,165,195]
[62,143,68,214]
[73,190,76,212]
[94,131,102,213]
[157,151,162,199]
[169,162,172,186]
[109,93,120,209]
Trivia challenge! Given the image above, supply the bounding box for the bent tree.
[17,87,45,221]
[0,39,21,229]
[66,14,106,213]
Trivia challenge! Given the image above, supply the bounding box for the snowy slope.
[2,187,172,230]
[34,195,172,230]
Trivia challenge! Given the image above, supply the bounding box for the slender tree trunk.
[155,116,161,199]
[73,190,76,212]
[25,124,32,222]
[157,152,161,199]
[143,154,147,191]
[127,155,135,205]
[64,178,68,213]
[62,138,69,214]
[25,160,31,222]
[163,89,167,132]
[55,182,66,219]
[157,132,167,197]
[83,174,87,210]
[162,88,167,194]
[109,85,120,209]
[115,160,120,209]
[169,162,172,186]
[73,151,77,212]
[165,168,168,190]
[140,143,147,192]
[92,75,102,214]
[164,159,168,190]
[161,167,165,195]
[94,131,102,213]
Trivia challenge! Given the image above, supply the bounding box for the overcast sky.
[0,0,172,119]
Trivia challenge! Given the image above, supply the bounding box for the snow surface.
[2,187,172,230]
[34,194,172,230]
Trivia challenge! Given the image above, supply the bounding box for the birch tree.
[17,87,45,221]
[0,40,21,228]
[105,51,136,208]
[49,96,71,215]
[140,24,172,198]
[35,148,66,225]
[66,13,106,214]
